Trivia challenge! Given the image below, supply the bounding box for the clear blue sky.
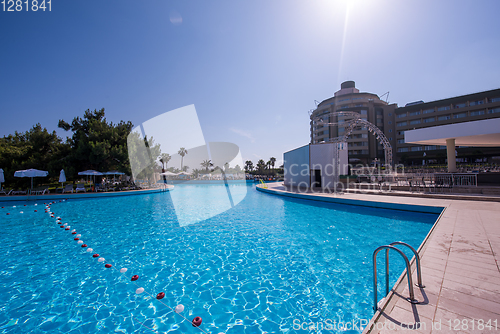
[1,0,500,166]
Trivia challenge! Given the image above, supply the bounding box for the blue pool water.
[0,184,439,333]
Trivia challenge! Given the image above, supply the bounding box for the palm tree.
[159,153,171,172]
[257,159,266,173]
[245,160,254,172]
[269,157,276,169]
[178,147,188,170]
[200,159,214,172]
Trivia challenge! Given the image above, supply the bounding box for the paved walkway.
[259,183,500,334]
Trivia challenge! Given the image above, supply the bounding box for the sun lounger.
[75,183,86,193]
[62,184,73,193]
[32,186,49,195]
[11,189,27,195]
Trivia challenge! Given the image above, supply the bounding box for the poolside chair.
[75,183,86,193]
[0,188,9,195]
[32,186,49,195]
[62,184,73,193]
[11,189,27,195]
[95,183,106,192]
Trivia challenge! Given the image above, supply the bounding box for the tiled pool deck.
[258,183,500,334]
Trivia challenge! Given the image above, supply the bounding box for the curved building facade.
[310,81,397,164]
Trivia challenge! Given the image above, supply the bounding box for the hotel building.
[309,82,500,165]
[394,88,500,165]
[310,81,397,164]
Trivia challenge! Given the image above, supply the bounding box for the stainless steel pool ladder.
[373,242,425,312]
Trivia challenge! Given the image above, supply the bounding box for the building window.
[454,103,466,108]
[470,110,485,116]
[389,137,393,141]
[354,104,364,107]
[396,121,407,127]
[424,117,435,123]
[438,115,451,121]
[398,131,405,136]
[409,111,421,116]
[388,113,392,116]
[360,110,367,115]
[488,107,500,114]
[397,113,407,118]
[388,129,392,133]
[425,145,437,150]
[397,147,409,153]
[409,119,421,125]
[437,106,451,111]
[489,97,500,103]
[469,100,484,106]
[388,121,392,125]
[453,113,467,119]
[411,146,422,152]
[423,109,434,114]
[397,139,405,144]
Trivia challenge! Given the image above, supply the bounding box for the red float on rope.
[93,254,99,258]
[72,232,76,234]
[131,275,139,281]
[60,226,64,228]
[34,210,37,212]
[74,238,79,241]
[6,213,10,215]
[156,292,165,300]
[105,264,112,268]
[192,316,202,327]
[81,244,87,248]
[65,228,69,230]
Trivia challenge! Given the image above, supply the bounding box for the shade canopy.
[59,169,66,183]
[0,168,4,183]
[177,171,192,175]
[14,168,49,190]
[160,171,178,176]
[78,170,104,176]
[104,171,125,175]
[14,169,49,178]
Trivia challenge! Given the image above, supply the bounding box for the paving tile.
[437,296,500,320]
[442,273,500,294]
[441,279,500,303]
[444,267,500,285]
[445,256,499,272]
[439,287,500,315]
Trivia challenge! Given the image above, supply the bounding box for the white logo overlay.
[127,105,247,226]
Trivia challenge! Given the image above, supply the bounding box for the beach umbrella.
[78,170,103,188]
[14,168,49,190]
[59,169,66,187]
[160,171,178,176]
[0,168,4,189]
[104,170,125,183]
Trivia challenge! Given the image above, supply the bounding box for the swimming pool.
[0,184,439,333]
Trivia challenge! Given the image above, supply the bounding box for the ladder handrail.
[373,245,419,312]
[389,241,425,288]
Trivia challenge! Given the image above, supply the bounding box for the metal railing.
[434,173,477,187]
[373,242,423,312]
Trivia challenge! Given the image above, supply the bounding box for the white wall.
[284,145,310,188]
[310,143,349,188]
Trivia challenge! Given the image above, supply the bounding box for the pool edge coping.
[0,186,173,203]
